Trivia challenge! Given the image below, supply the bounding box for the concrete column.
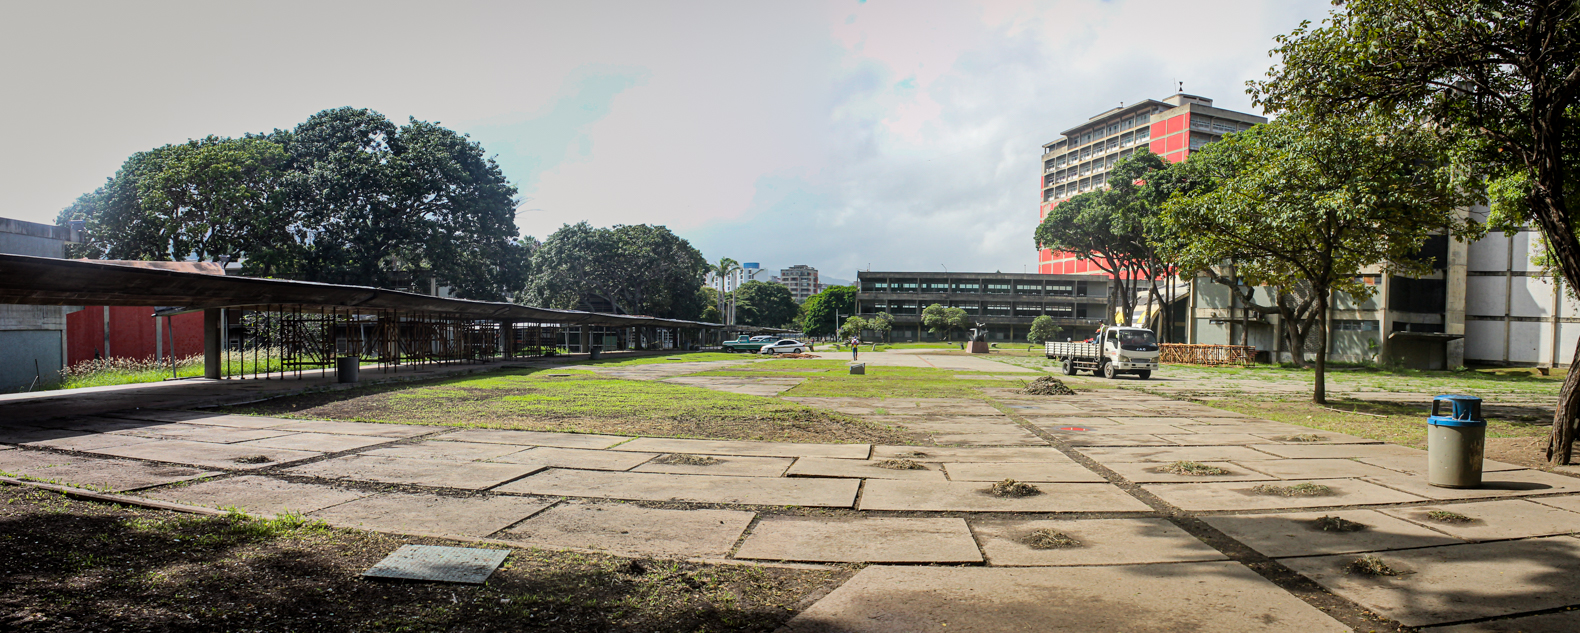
[204,309,222,379]
[579,325,591,355]
[1378,275,1393,365]
[1445,218,1469,368]
[499,321,513,359]
[1186,275,1198,344]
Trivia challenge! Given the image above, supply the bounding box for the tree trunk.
[1313,288,1329,405]
[1530,181,1580,464]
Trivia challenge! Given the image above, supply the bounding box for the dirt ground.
[0,486,844,633]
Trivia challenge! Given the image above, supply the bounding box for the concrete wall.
[1462,227,1578,367]
[1,217,69,392]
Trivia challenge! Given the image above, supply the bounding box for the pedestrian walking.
[849,335,861,361]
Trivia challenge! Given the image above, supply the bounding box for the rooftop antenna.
[1178,80,1184,93]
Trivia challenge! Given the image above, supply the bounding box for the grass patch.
[652,454,720,466]
[225,367,916,444]
[1208,398,1549,450]
[1286,434,1326,442]
[1426,510,1475,523]
[1347,555,1400,577]
[873,458,927,470]
[1023,528,1081,549]
[1160,461,1233,476]
[987,479,1042,497]
[1251,482,1335,497]
[570,352,748,367]
[767,365,1028,399]
[1311,515,1369,532]
[1162,363,1563,397]
[0,487,839,632]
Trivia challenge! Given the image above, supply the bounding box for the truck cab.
[1101,326,1160,378]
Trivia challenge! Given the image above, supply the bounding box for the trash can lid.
[1433,394,1482,403]
[1428,415,1487,428]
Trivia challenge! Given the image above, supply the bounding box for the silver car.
[759,339,807,354]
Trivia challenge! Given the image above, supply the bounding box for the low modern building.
[0,217,77,391]
[855,271,1109,342]
[777,265,821,302]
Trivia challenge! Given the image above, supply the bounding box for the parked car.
[722,335,782,353]
[759,339,807,354]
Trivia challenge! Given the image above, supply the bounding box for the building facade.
[1037,94,1266,274]
[777,265,821,302]
[855,271,1109,342]
[0,217,76,391]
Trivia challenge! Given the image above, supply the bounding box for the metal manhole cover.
[362,545,510,584]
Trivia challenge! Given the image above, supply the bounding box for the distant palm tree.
[710,257,740,324]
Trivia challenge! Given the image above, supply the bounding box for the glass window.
[898,280,919,292]
[1135,125,1150,139]
[1048,281,1073,296]
[986,283,1012,294]
[1015,282,1042,294]
[1047,303,1073,316]
[1106,138,1118,151]
[952,301,979,314]
[985,304,1012,316]
[952,281,979,293]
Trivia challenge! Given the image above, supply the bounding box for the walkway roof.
[0,253,722,329]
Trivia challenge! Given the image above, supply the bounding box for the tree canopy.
[1160,112,1479,403]
[59,107,527,300]
[524,222,709,319]
[733,281,799,328]
[921,303,968,341]
[1254,0,1580,464]
[800,285,856,337]
[1027,315,1061,346]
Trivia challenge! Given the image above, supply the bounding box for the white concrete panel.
[1510,276,1555,318]
[1509,321,1543,363]
[1564,288,1580,318]
[1512,231,1538,272]
[1538,322,1557,366]
[1464,320,1506,363]
[1562,323,1580,366]
[1465,276,1507,316]
[1467,234,1509,271]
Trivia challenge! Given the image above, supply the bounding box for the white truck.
[1045,326,1160,379]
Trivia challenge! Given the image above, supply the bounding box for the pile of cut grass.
[1160,461,1232,476]
[1311,515,1369,532]
[653,454,720,466]
[1426,509,1475,523]
[1024,528,1081,549]
[1347,555,1400,577]
[1251,482,1335,497]
[987,479,1042,498]
[873,458,927,470]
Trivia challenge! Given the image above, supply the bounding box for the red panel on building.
[1149,139,1166,155]
[66,306,204,366]
[1165,151,1187,163]
[1164,116,1183,135]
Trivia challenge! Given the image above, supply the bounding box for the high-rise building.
[776,265,820,302]
[1037,94,1266,274]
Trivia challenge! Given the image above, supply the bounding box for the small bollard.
[589,346,602,360]
[1428,394,1486,488]
[336,356,360,383]
[849,363,866,375]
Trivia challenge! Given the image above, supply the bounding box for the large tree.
[1161,113,1479,403]
[733,280,798,328]
[800,285,856,337]
[921,303,968,341]
[1254,0,1580,463]
[524,222,708,319]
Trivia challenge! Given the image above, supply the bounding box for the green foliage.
[733,280,798,328]
[838,315,868,340]
[708,257,740,322]
[523,222,708,319]
[1026,315,1061,345]
[801,285,856,337]
[869,311,894,342]
[920,303,967,341]
[59,108,526,300]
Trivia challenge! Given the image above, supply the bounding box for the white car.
[759,339,807,354]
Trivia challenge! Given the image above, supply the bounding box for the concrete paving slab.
[1248,431,1378,444]
[614,437,870,459]
[1432,610,1580,632]
[113,423,297,444]
[491,446,658,471]
[0,449,214,491]
[1102,416,1203,425]
[1379,500,1580,541]
[1061,434,1173,447]
[1234,458,1400,480]
[1077,445,1278,463]
[633,454,793,477]
[88,439,321,470]
[1018,416,1117,428]
[270,419,433,438]
[926,433,1048,446]
[784,562,1350,633]
[1142,478,1426,511]
[502,501,754,558]
[858,480,1150,512]
[285,455,541,490]
[233,432,392,453]
[17,429,158,452]
[1202,510,1459,558]
[942,461,1106,483]
[870,445,1072,463]
[142,475,370,514]
[360,440,528,462]
[892,422,1026,433]
[1105,461,1276,484]
[1250,443,1425,459]
[1362,470,1580,500]
[735,517,981,563]
[1531,494,1580,514]
[785,457,947,481]
[496,468,860,507]
[53,417,180,434]
[436,428,630,449]
[1281,537,1580,627]
[1153,433,1281,446]
[309,492,553,537]
[972,517,1226,566]
[159,413,309,429]
[1355,453,1527,476]
[1036,423,1195,435]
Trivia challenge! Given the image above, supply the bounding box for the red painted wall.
[67,306,204,366]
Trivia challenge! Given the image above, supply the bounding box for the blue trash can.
[1428,395,1485,488]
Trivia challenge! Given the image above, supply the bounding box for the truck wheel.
[1136,370,1151,380]
[1102,362,1117,379]
[1061,360,1076,376]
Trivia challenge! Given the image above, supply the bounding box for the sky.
[0,0,1333,284]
